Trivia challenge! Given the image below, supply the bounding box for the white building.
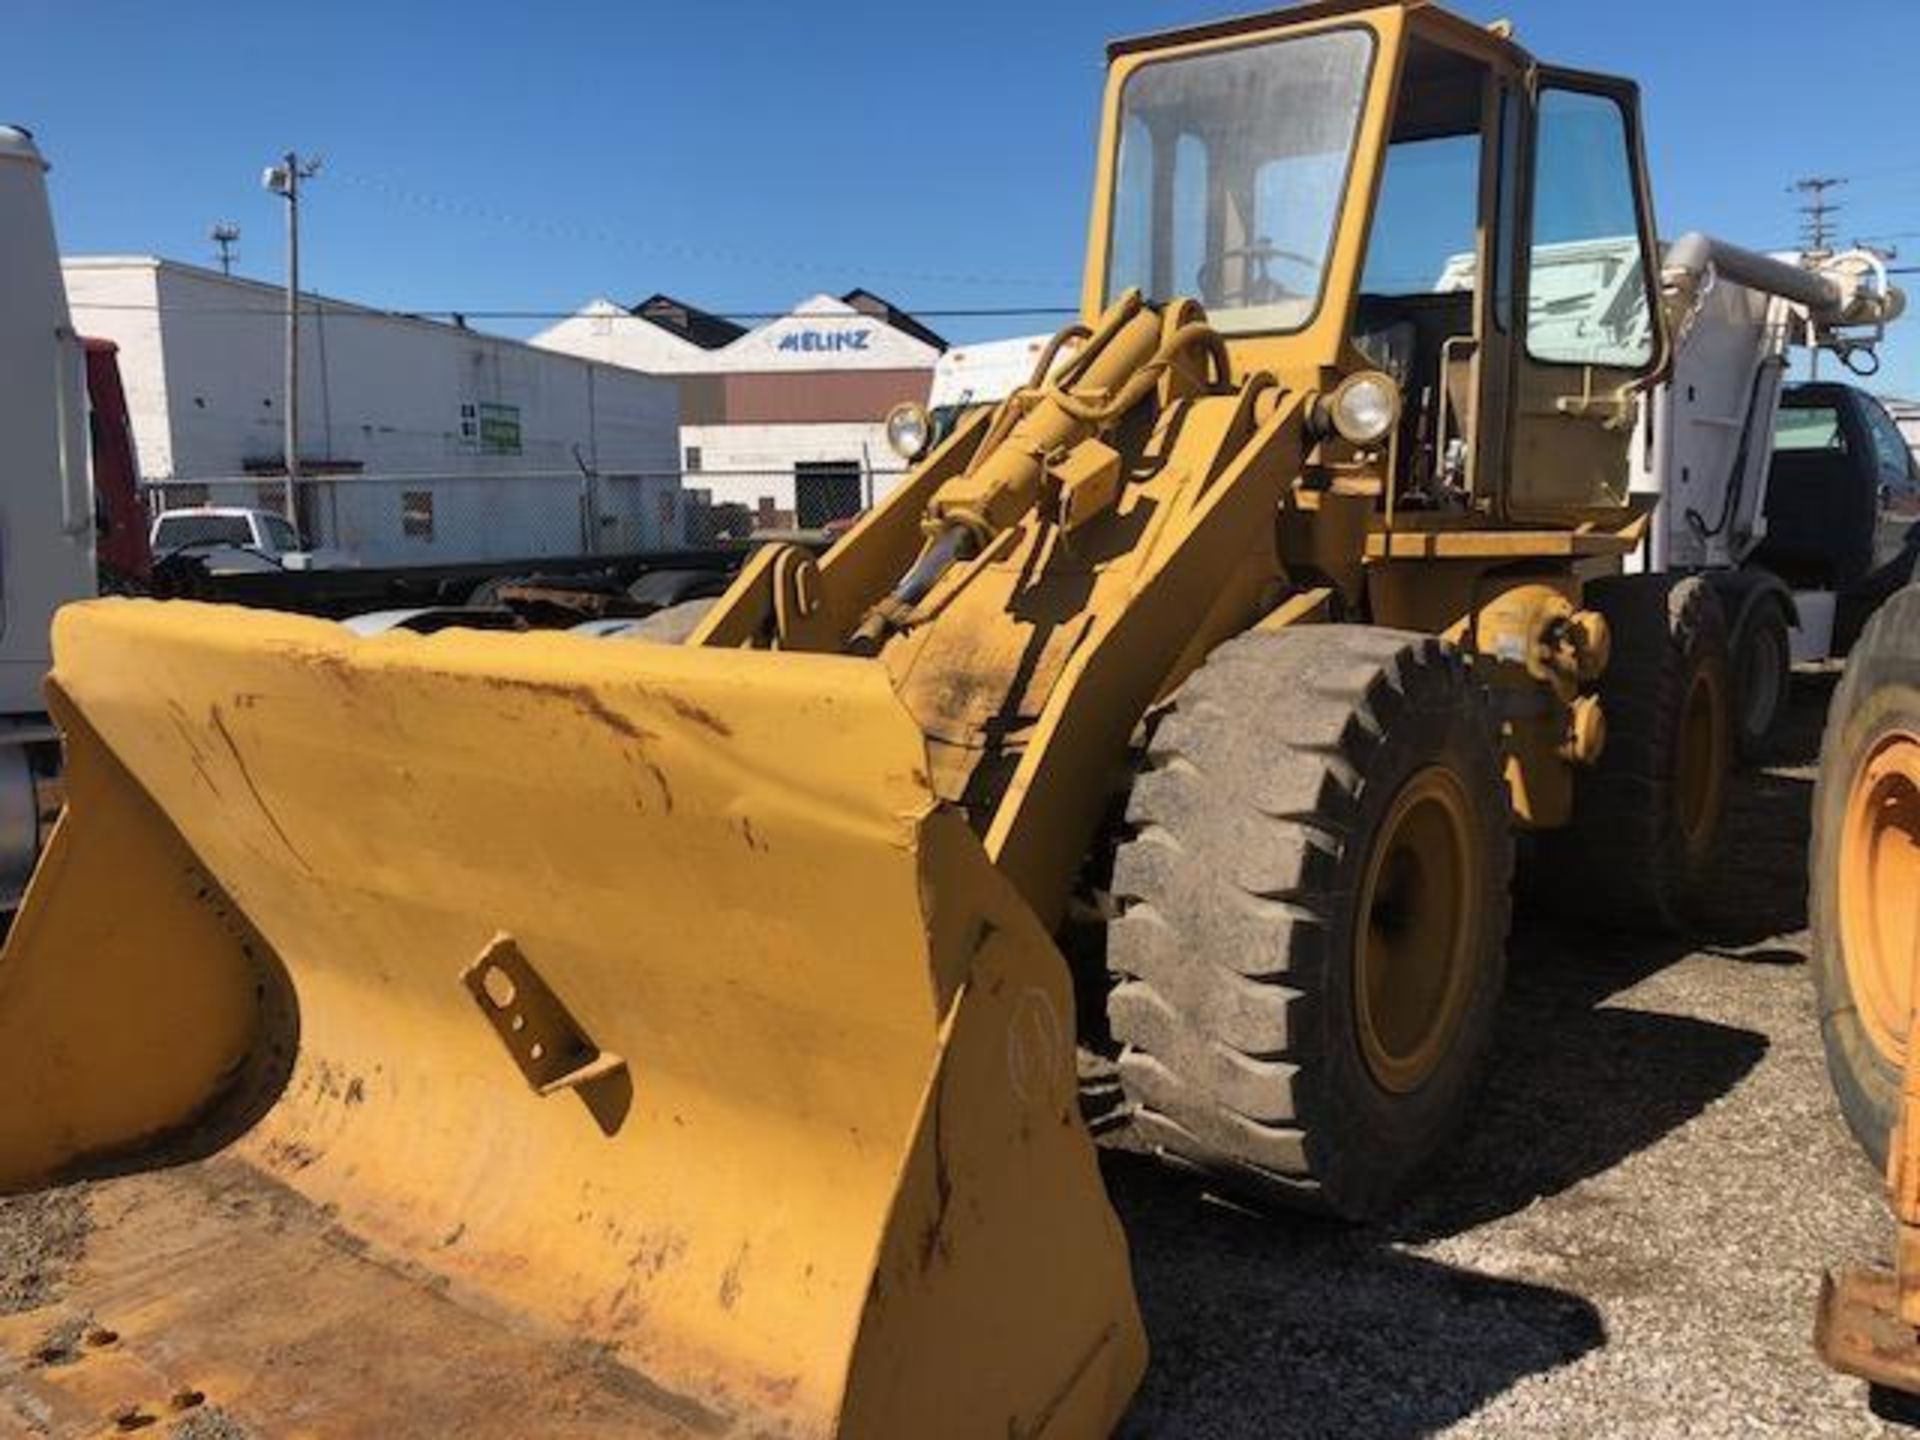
[534,289,943,530]
[64,257,684,566]
[1887,396,1920,463]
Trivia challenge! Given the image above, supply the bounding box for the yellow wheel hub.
[1840,731,1920,1067]
[1676,665,1727,859]
[1355,765,1480,1095]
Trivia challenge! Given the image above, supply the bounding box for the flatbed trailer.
[147,543,751,622]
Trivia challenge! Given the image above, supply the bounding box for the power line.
[329,167,1072,294]
[61,300,1080,322]
[1846,159,1920,183]
[1855,229,1919,257]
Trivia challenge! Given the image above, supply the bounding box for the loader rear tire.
[1532,574,1731,931]
[1105,627,1513,1219]
[1810,584,1920,1169]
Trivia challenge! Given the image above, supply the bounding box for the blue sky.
[7,1,1917,392]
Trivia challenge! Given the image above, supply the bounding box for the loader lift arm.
[693,288,1308,925]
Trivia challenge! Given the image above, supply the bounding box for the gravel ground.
[0,1190,87,1319]
[1109,671,1906,1438]
[0,675,1899,1437]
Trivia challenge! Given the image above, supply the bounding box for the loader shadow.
[1105,1151,1606,1439]
[1396,674,1826,1239]
[1099,979,1758,1436]
[1390,950,1769,1241]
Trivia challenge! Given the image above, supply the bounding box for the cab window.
[1773,406,1846,453]
[1106,27,1375,335]
[1359,133,1480,296]
[153,513,252,550]
[260,515,301,551]
[1525,89,1655,370]
[1861,398,1919,491]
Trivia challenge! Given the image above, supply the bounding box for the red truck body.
[81,336,150,589]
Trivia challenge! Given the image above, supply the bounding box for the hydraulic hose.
[851,295,1232,652]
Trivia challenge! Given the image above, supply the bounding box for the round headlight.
[885,401,932,461]
[1328,371,1401,446]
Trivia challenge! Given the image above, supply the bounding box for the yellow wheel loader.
[1,4,1745,1436]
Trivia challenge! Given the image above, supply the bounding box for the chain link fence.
[141,464,911,567]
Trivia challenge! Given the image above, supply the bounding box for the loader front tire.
[1105,627,1512,1219]
[1532,574,1731,931]
[1810,584,1920,1169]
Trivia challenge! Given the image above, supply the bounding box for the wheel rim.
[1739,622,1783,741]
[1839,731,1920,1067]
[1354,765,1479,1095]
[1676,665,1727,858]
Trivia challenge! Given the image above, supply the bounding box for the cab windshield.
[1105,27,1375,335]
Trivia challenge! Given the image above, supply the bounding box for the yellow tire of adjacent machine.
[1813,584,1920,1168]
[1837,731,1920,1069]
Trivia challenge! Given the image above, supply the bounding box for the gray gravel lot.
[1108,672,1904,1438]
[0,675,1900,1437]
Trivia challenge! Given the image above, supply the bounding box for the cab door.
[1503,67,1668,523]
[1856,392,1920,571]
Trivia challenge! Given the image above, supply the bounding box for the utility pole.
[209,222,240,276]
[263,152,321,523]
[1791,176,1846,379]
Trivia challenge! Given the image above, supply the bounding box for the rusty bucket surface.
[0,599,1144,1438]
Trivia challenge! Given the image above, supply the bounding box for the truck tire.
[1533,574,1731,931]
[1105,627,1512,1219]
[626,569,731,609]
[463,575,521,609]
[1730,593,1792,764]
[1810,583,1920,1168]
[626,598,714,644]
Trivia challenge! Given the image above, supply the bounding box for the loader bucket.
[0,599,1144,1439]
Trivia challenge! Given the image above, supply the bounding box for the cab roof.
[1106,0,1530,69]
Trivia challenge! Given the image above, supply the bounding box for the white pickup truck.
[150,504,344,571]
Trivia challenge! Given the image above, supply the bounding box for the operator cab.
[1095,4,1669,524]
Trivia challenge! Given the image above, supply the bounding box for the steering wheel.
[1195,241,1320,309]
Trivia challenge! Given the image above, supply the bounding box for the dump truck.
[1620,241,1907,758]
[6,3,1902,1435]
[1808,579,1920,1400]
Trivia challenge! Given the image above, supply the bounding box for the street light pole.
[209,222,240,276]
[264,152,320,527]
